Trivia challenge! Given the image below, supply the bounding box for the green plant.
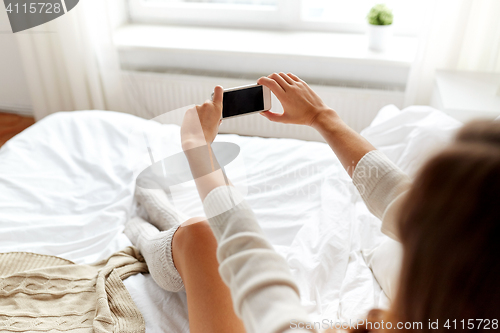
[367,4,393,25]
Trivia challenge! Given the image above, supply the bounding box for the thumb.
[213,86,224,107]
[260,111,286,123]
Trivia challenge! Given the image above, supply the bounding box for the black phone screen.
[222,86,264,119]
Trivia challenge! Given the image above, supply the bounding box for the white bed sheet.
[0,106,462,332]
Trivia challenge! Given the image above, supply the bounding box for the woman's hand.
[181,86,231,201]
[259,72,375,177]
[181,86,223,151]
[257,73,336,127]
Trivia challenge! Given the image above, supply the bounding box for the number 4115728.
[6,2,62,14]
[444,319,498,330]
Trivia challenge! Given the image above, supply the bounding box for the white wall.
[0,8,32,115]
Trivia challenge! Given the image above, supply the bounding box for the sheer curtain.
[15,0,127,120]
[405,0,500,106]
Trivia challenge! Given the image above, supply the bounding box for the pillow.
[361,105,462,177]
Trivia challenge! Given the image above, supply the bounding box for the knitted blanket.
[0,247,148,332]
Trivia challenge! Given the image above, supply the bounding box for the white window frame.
[129,0,301,30]
[128,0,420,35]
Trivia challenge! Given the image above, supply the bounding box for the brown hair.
[386,120,500,331]
[342,121,500,333]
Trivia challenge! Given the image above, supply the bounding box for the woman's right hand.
[257,73,336,127]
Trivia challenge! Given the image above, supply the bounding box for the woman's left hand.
[181,86,224,150]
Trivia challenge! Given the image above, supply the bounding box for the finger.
[260,111,286,123]
[258,77,285,96]
[287,73,302,82]
[268,73,289,91]
[212,86,224,107]
[279,72,295,85]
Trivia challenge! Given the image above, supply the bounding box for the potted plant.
[366,4,394,52]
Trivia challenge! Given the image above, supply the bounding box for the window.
[129,0,427,35]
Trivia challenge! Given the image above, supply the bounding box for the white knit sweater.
[202,150,411,333]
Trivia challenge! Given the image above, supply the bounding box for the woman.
[125,73,500,333]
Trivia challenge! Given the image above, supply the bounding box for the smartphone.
[213,84,272,119]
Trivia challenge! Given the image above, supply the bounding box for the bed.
[0,105,462,332]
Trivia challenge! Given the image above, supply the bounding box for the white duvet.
[0,106,461,332]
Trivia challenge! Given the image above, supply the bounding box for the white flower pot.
[367,24,393,52]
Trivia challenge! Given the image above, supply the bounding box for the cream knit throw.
[0,246,148,332]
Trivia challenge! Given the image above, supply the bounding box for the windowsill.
[114,24,418,89]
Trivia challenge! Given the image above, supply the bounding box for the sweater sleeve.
[203,186,314,333]
[352,150,412,242]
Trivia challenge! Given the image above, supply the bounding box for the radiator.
[122,70,405,142]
